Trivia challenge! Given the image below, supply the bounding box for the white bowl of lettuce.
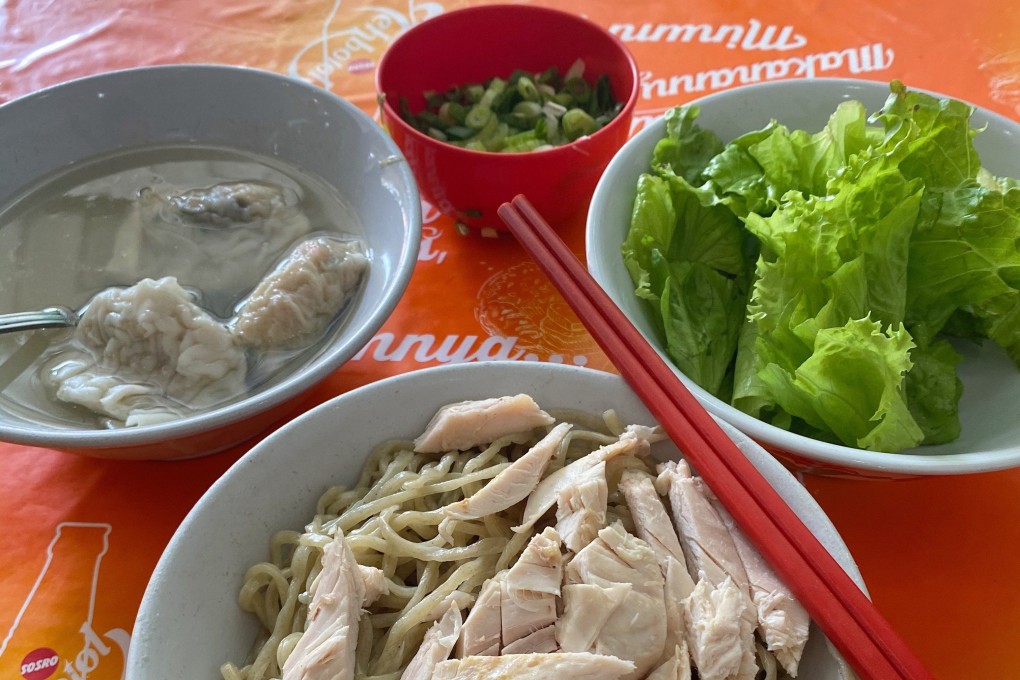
[587,78,1020,476]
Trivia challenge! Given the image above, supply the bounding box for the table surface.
[1,1,1019,679]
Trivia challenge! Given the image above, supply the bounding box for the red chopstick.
[498,194,933,680]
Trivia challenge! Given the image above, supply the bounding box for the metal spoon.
[0,306,79,334]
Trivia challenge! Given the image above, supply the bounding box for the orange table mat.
[1,1,1019,679]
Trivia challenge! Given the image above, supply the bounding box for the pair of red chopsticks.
[497,194,933,680]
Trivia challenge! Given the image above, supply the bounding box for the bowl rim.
[127,360,865,678]
[374,3,640,159]
[586,76,1020,476]
[0,63,422,451]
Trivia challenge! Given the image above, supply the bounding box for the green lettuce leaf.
[651,105,725,183]
[748,100,876,200]
[872,80,981,188]
[700,141,771,217]
[623,173,676,309]
[757,317,923,452]
[904,340,964,445]
[693,101,879,218]
[969,290,1020,368]
[624,148,750,398]
[746,151,922,346]
[731,317,771,418]
[905,183,1020,346]
[699,124,778,217]
[659,173,750,279]
[661,261,746,396]
[743,149,930,450]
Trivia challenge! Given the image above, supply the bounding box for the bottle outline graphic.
[1,522,130,680]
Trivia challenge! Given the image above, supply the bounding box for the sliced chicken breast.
[561,523,667,679]
[617,469,696,664]
[358,564,388,607]
[444,423,571,520]
[281,533,363,680]
[500,624,558,655]
[683,576,757,680]
[704,489,811,677]
[505,526,563,596]
[432,652,635,679]
[501,527,562,649]
[662,556,694,663]
[555,582,631,652]
[414,394,555,453]
[457,572,504,658]
[516,425,653,532]
[618,470,687,568]
[399,601,463,680]
[645,641,693,680]
[555,459,608,553]
[657,461,757,680]
[656,461,748,589]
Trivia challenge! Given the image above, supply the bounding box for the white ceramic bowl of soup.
[586,78,1020,477]
[127,360,865,679]
[0,65,421,460]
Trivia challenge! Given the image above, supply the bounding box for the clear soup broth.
[0,145,367,430]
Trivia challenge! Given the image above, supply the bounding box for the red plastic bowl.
[376,5,638,231]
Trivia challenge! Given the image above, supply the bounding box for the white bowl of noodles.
[128,361,865,679]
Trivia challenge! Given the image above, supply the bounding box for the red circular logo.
[21,648,60,680]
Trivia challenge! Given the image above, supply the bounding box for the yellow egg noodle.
[221,398,805,680]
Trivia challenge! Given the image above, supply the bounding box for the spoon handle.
[0,307,78,334]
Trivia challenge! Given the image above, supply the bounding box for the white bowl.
[587,78,1020,477]
[127,361,865,679]
[0,65,421,460]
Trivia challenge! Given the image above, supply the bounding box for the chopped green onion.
[537,83,557,98]
[416,110,444,130]
[465,105,493,130]
[397,60,619,153]
[445,125,475,141]
[534,116,549,141]
[562,108,598,140]
[537,66,559,86]
[468,113,501,148]
[564,77,591,105]
[424,90,444,109]
[478,78,506,109]
[513,100,542,118]
[564,57,585,82]
[544,112,561,145]
[465,84,485,103]
[542,101,567,118]
[516,76,540,102]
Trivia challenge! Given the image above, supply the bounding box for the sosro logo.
[21,648,58,680]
